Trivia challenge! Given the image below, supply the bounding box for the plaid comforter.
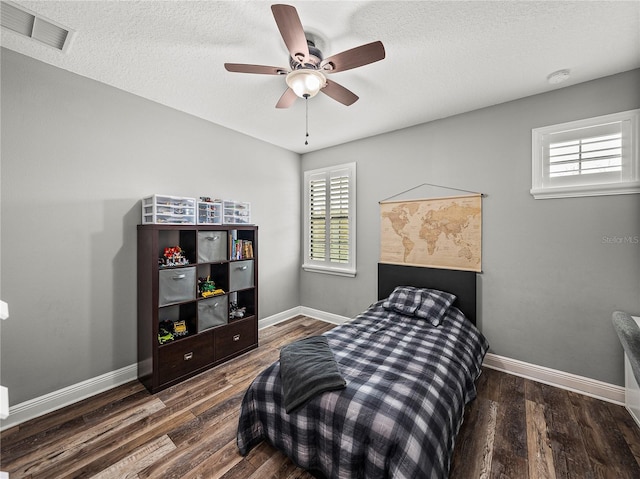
[237,300,489,479]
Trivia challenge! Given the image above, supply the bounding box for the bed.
[237,264,490,478]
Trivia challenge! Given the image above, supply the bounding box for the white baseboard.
[258,306,303,329]
[0,308,345,431]
[483,353,625,405]
[2,313,624,432]
[258,307,349,329]
[300,306,350,325]
[0,364,138,431]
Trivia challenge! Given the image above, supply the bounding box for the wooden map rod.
[379,183,487,204]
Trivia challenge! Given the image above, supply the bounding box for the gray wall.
[301,69,640,387]
[0,49,301,404]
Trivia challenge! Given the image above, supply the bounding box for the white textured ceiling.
[2,1,639,153]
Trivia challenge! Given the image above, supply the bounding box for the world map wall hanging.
[380,194,482,272]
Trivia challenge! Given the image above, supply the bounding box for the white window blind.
[531,109,639,199]
[548,129,622,178]
[309,177,327,261]
[329,175,350,264]
[304,163,356,276]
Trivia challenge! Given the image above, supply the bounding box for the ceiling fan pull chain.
[304,93,310,145]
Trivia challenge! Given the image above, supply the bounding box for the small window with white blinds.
[531,109,639,199]
[303,163,356,276]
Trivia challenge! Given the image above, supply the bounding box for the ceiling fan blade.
[271,4,309,64]
[321,41,385,73]
[276,88,298,109]
[224,63,288,75]
[321,80,359,106]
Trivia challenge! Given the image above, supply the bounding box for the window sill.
[531,181,640,199]
[302,264,356,277]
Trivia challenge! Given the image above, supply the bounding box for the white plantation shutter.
[304,163,356,276]
[329,174,350,263]
[548,129,622,178]
[309,176,327,261]
[543,122,622,181]
[531,109,639,199]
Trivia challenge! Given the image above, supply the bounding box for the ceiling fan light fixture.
[286,69,326,98]
[224,4,384,108]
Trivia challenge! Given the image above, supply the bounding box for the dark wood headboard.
[378,263,477,325]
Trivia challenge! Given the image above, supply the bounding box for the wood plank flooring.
[2,316,640,478]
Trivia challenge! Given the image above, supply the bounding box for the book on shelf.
[230,239,253,260]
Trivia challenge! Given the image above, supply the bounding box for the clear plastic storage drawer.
[197,201,222,225]
[142,195,196,224]
[222,200,251,224]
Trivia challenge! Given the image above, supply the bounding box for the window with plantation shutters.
[303,163,356,276]
[531,109,639,199]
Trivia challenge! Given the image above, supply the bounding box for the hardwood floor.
[2,316,640,478]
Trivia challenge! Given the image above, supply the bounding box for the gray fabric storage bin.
[158,266,196,306]
[229,260,254,291]
[197,231,227,263]
[198,295,228,331]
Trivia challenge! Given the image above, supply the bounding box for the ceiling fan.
[224,4,385,108]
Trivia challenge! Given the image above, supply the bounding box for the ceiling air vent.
[1,1,74,52]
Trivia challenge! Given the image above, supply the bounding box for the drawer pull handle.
[206,236,219,241]
[173,274,186,280]
[184,352,193,360]
[233,334,241,342]
[239,266,248,271]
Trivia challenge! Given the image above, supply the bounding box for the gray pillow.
[414,288,456,326]
[382,286,424,316]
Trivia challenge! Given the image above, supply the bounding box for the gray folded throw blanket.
[279,335,346,413]
[612,310,640,386]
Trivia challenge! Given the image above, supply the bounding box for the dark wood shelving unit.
[137,224,258,393]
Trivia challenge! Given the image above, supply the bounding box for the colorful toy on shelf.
[230,301,246,319]
[173,320,188,337]
[161,246,189,267]
[198,276,216,297]
[158,321,175,344]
